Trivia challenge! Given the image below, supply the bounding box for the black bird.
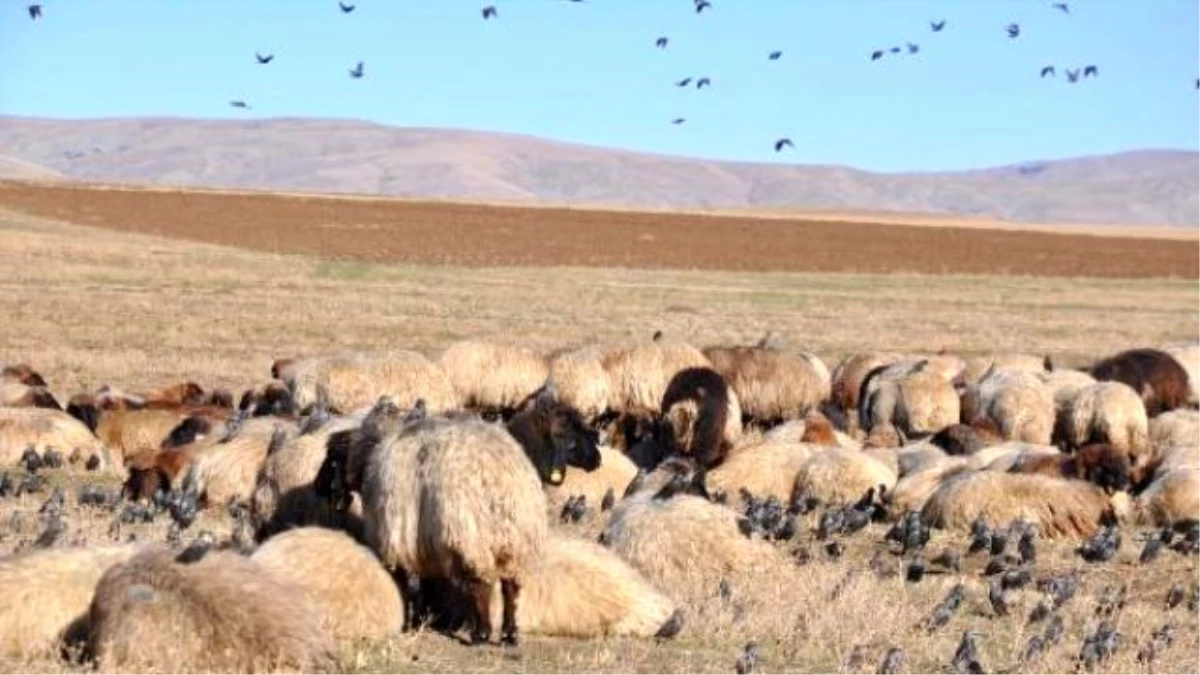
[1040,65,1056,78]
[696,77,711,89]
[925,583,965,632]
[671,117,686,125]
[338,1,355,13]
[1028,602,1051,624]
[1065,68,1081,83]
[1001,568,1032,590]
[1021,635,1046,665]
[695,0,712,14]
[1018,527,1037,564]
[774,138,794,153]
[229,100,251,109]
[989,580,1012,616]
[906,42,919,55]
[889,46,901,54]
[256,52,274,64]
[968,516,991,555]
[1140,532,1166,564]
[1095,583,1126,618]
[0,472,15,498]
[675,77,693,87]
[734,642,758,674]
[905,554,926,583]
[1079,621,1120,670]
[1052,2,1069,13]
[870,49,885,61]
[768,50,782,60]
[482,5,497,19]
[931,547,962,572]
[824,540,845,558]
[42,449,62,468]
[1078,525,1120,562]
[28,4,42,20]
[21,448,43,473]
[1083,65,1098,78]
[656,36,669,48]
[33,513,65,548]
[930,19,946,32]
[952,630,983,674]
[1006,23,1020,38]
[349,61,364,78]
[1040,571,1081,609]
[1044,614,1066,646]
[1165,582,1185,610]
[560,494,587,523]
[600,487,615,511]
[878,647,905,674]
[990,527,1009,556]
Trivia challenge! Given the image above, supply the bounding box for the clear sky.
[2,0,1197,172]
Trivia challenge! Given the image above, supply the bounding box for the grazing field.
[0,186,1195,674]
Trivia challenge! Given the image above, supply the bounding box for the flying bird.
[695,0,712,14]
[655,36,669,48]
[1006,23,1020,38]
[671,117,686,125]
[1065,68,1081,83]
[906,42,919,54]
[768,50,782,60]
[1040,65,1056,78]
[889,46,901,54]
[229,100,251,109]
[871,49,884,61]
[349,61,364,78]
[28,4,42,20]
[482,5,497,19]
[675,77,692,87]
[696,77,711,88]
[255,52,274,64]
[1052,2,1069,12]
[930,19,946,32]
[1083,65,1098,77]
[338,1,355,13]
[774,138,794,152]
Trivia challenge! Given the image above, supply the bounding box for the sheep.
[249,412,367,541]
[707,439,818,504]
[927,418,1003,456]
[861,368,960,439]
[1005,443,1133,493]
[1133,468,1199,527]
[1147,410,1199,467]
[545,345,611,423]
[600,406,665,470]
[887,455,971,516]
[600,461,779,595]
[1056,381,1150,465]
[282,351,459,415]
[793,446,897,507]
[959,353,1045,386]
[920,470,1123,539]
[238,380,297,418]
[67,395,231,472]
[0,381,61,410]
[829,351,901,417]
[1038,368,1098,414]
[315,400,547,646]
[659,366,740,469]
[1088,347,1191,416]
[600,337,711,414]
[179,417,301,509]
[0,407,111,471]
[250,527,404,642]
[960,369,1055,445]
[0,544,139,659]
[546,445,639,512]
[1161,342,1200,406]
[702,345,826,426]
[1,363,48,387]
[505,388,601,486]
[439,340,549,420]
[87,545,338,673]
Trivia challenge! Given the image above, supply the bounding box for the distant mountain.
[0,153,62,180]
[0,115,1196,227]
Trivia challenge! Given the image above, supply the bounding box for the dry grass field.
[0,183,1195,674]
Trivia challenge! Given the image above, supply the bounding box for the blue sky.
[2,0,1197,172]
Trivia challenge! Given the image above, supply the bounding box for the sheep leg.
[391,567,419,631]
[468,579,493,646]
[500,578,520,646]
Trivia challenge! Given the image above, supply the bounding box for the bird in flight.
[1052,2,1069,13]
[229,100,251,109]
[1006,23,1020,38]
[1083,65,1098,78]
[930,19,946,32]
[349,61,364,78]
[675,77,692,87]
[889,46,901,54]
[672,118,686,125]
[482,5,497,19]
[774,138,794,152]
[255,53,274,65]
[768,50,782,60]
[1065,68,1080,83]
[870,49,884,61]
[1040,65,1055,78]
[27,4,41,20]
[655,36,669,48]
[906,43,919,55]
[696,77,711,89]
[338,2,355,13]
[695,0,711,14]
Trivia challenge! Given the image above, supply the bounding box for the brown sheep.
[87,545,338,673]
[1006,443,1133,493]
[250,527,404,642]
[0,544,139,659]
[1088,347,1191,417]
[703,345,826,426]
[78,403,231,473]
[0,407,111,471]
[660,366,737,469]
[1,363,48,387]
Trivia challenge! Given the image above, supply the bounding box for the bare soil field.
[0,181,1195,278]
[0,191,1195,674]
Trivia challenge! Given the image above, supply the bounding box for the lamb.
[1055,381,1150,468]
[960,369,1055,445]
[0,544,139,659]
[315,399,547,645]
[545,345,611,423]
[86,545,338,673]
[920,470,1124,539]
[659,366,740,469]
[0,406,111,471]
[702,345,827,426]
[1088,347,1191,416]
[439,340,549,420]
[793,446,897,507]
[250,527,404,642]
[282,351,460,415]
[861,367,960,439]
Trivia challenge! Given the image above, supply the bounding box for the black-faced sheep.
[505,388,601,486]
[702,345,827,426]
[659,366,739,469]
[439,340,549,420]
[86,545,338,673]
[315,401,547,646]
[0,544,139,659]
[1088,347,1191,417]
[281,351,460,415]
[250,527,404,642]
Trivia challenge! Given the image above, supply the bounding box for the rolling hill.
[0,115,1195,227]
